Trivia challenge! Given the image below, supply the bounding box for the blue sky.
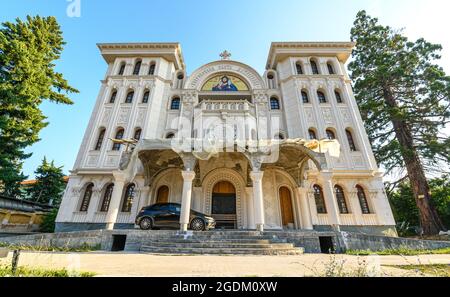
[1,0,450,178]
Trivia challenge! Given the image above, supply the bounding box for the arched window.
[112,128,124,151]
[270,97,280,110]
[311,60,320,74]
[356,185,370,214]
[148,62,156,75]
[133,60,141,75]
[134,128,142,141]
[109,90,117,103]
[301,90,309,103]
[346,129,357,151]
[118,63,125,75]
[121,183,136,212]
[335,90,343,103]
[79,183,93,212]
[125,91,134,103]
[142,90,150,103]
[166,132,175,139]
[313,185,327,214]
[100,184,114,212]
[308,129,317,140]
[334,185,349,214]
[317,91,327,103]
[94,128,106,150]
[326,129,336,140]
[296,62,303,75]
[170,97,180,110]
[327,63,335,75]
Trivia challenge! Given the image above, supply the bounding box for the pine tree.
[0,15,78,197]
[27,157,66,206]
[349,11,449,235]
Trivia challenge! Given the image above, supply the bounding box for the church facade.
[55,42,397,236]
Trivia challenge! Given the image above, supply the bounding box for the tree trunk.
[383,87,446,235]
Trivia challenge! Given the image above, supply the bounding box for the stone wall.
[1,229,449,254]
[0,230,104,249]
[338,231,450,252]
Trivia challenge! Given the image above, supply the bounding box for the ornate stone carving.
[186,61,265,90]
[136,109,146,126]
[101,108,112,125]
[117,108,130,124]
[86,155,99,167]
[340,107,351,124]
[322,108,333,124]
[305,108,314,123]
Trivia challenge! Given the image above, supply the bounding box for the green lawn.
[0,265,95,277]
[346,247,450,256]
[387,264,450,277]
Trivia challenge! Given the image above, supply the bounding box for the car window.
[148,204,162,210]
[169,204,181,212]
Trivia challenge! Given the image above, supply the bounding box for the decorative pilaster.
[319,172,341,231]
[136,186,151,214]
[250,171,265,232]
[105,172,126,230]
[179,170,196,232]
[87,186,102,222]
[297,187,313,230]
[349,190,364,225]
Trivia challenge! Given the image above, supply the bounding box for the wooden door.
[279,187,294,226]
[156,186,169,203]
[212,181,237,229]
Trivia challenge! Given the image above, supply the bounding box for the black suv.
[135,203,216,231]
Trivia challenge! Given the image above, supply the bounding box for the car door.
[155,204,179,229]
[168,204,182,228]
[149,204,164,227]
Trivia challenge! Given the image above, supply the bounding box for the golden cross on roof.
[220,50,231,60]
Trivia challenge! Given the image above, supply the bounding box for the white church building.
[55,42,397,236]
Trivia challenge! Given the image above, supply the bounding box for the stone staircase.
[139,231,305,255]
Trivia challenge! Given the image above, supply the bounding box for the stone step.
[146,238,273,244]
[139,231,266,236]
[140,245,304,255]
[146,241,295,249]
[141,235,285,241]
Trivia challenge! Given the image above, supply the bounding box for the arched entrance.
[156,185,169,203]
[212,181,237,229]
[279,186,295,229]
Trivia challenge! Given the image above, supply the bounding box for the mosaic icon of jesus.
[212,76,238,91]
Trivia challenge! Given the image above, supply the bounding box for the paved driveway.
[1,252,449,276]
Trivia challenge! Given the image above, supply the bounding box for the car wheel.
[190,218,205,231]
[139,217,153,230]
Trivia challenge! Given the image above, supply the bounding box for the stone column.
[105,172,126,230]
[179,170,196,232]
[250,171,265,232]
[135,186,150,214]
[297,187,313,230]
[319,172,341,231]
